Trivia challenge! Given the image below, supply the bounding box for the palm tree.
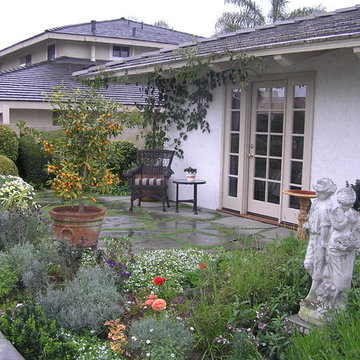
[215,0,326,34]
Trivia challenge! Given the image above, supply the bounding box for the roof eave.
[75,33,360,80]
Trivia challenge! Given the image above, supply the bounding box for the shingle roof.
[0,60,145,104]
[77,6,360,77]
[47,18,199,45]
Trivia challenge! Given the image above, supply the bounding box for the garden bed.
[1,200,360,359]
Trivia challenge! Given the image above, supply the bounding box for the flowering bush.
[0,175,37,211]
[43,83,138,212]
[124,248,217,294]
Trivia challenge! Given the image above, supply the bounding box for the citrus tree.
[43,83,137,212]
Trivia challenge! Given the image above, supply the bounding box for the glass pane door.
[248,83,285,218]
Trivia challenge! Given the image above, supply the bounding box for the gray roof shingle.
[48,18,200,45]
[77,6,360,76]
[0,60,145,104]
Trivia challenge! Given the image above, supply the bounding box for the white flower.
[190,327,195,331]
[171,354,175,358]
[146,353,151,357]
[131,336,137,341]
[146,339,151,344]
[150,328,153,332]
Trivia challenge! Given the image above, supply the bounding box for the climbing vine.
[93,48,261,158]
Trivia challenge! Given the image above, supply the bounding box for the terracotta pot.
[49,205,106,248]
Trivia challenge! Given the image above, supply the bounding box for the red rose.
[153,277,166,286]
[199,262,207,269]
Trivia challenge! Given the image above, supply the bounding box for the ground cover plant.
[1,188,360,359]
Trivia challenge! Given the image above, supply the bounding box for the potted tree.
[43,83,128,247]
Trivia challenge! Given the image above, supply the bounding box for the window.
[52,111,60,126]
[112,46,130,58]
[20,54,32,66]
[47,44,56,60]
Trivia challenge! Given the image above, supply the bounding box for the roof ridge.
[46,17,199,37]
[207,5,360,43]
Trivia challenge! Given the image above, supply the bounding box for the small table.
[173,179,206,215]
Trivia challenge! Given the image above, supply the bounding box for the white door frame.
[221,72,315,224]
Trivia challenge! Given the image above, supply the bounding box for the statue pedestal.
[287,314,312,335]
[298,302,328,327]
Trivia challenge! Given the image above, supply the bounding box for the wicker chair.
[125,149,175,211]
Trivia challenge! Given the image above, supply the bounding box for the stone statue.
[299,180,360,325]
[303,178,337,303]
[317,187,360,310]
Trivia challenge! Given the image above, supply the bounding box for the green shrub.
[16,135,50,187]
[129,317,193,360]
[107,140,138,183]
[0,264,19,299]
[0,205,51,250]
[0,154,18,176]
[0,301,76,360]
[0,123,19,161]
[5,242,48,295]
[38,266,124,333]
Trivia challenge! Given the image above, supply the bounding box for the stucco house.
[0,18,198,137]
[77,5,360,225]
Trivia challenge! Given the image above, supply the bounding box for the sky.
[1,0,358,50]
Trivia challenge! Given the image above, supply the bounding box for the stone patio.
[93,195,293,251]
[36,192,294,251]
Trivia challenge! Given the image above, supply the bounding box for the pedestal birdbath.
[282,190,317,240]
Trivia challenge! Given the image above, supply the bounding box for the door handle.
[248,153,254,158]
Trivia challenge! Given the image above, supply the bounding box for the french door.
[222,75,314,224]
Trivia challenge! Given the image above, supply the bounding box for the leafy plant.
[106,140,138,183]
[0,154,18,176]
[38,266,124,333]
[346,179,360,211]
[0,123,19,162]
[184,236,309,359]
[4,242,48,295]
[0,301,76,360]
[0,205,51,250]
[129,317,193,360]
[0,264,19,299]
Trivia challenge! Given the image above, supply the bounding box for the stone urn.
[49,205,106,248]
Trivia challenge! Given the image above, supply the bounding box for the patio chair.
[125,149,175,211]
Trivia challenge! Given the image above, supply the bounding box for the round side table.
[173,179,206,215]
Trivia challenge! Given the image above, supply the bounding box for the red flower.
[199,262,207,269]
[153,277,166,286]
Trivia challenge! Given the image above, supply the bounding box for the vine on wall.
[96,49,261,158]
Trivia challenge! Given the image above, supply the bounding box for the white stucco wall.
[310,50,360,189]
[167,86,225,209]
[167,48,360,210]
